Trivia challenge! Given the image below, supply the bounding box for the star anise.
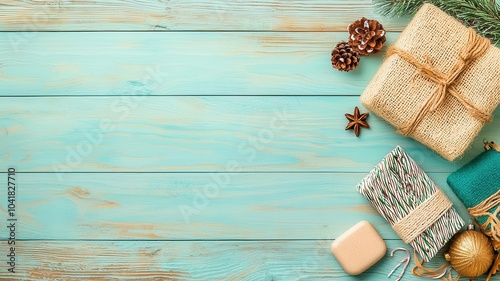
[345,106,369,137]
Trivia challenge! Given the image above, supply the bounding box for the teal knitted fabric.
[447,149,500,208]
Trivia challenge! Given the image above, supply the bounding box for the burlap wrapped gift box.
[360,4,500,161]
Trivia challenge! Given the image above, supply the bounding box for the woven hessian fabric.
[360,4,500,161]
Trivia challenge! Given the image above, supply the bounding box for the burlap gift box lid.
[360,3,500,161]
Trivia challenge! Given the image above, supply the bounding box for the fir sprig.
[373,0,500,44]
[373,0,424,17]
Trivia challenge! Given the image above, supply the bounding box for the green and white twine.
[357,146,464,262]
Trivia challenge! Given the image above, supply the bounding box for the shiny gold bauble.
[445,229,495,278]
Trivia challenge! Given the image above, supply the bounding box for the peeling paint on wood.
[0,173,470,240]
[0,32,398,97]
[1,96,498,172]
[0,1,496,280]
[0,1,411,31]
[0,240,451,280]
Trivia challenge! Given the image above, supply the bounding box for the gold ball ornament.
[445,227,495,278]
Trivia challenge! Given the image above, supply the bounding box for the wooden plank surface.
[1,1,499,280]
[0,173,469,240]
[0,32,397,97]
[0,240,450,280]
[0,0,411,31]
[2,96,498,173]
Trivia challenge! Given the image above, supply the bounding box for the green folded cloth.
[447,149,500,208]
[447,147,500,250]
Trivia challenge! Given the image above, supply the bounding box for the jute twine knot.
[387,28,492,136]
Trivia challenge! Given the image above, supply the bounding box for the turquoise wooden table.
[0,1,499,280]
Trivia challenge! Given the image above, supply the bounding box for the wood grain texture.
[0,173,469,240]
[0,240,451,280]
[2,96,498,173]
[0,0,411,31]
[0,0,497,279]
[0,32,398,97]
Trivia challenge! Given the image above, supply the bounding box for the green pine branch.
[373,0,425,17]
[373,0,500,44]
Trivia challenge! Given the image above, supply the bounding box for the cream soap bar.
[330,221,386,275]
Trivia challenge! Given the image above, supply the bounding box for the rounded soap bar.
[331,220,386,275]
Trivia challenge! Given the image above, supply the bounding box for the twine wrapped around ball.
[445,227,495,278]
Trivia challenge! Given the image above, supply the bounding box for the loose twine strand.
[386,28,492,136]
[412,250,460,281]
[468,189,500,250]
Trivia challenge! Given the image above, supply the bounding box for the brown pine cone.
[348,17,386,56]
[331,41,360,72]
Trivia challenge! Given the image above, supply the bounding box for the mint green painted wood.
[0,32,398,97]
[0,240,450,281]
[0,173,469,240]
[2,97,498,173]
[1,0,499,280]
[0,0,411,31]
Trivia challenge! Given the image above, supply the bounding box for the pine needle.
[373,0,500,44]
[373,0,424,17]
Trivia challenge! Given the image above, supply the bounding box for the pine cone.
[348,17,386,56]
[331,41,360,72]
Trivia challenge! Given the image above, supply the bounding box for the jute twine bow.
[468,189,500,251]
[386,28,492,136]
